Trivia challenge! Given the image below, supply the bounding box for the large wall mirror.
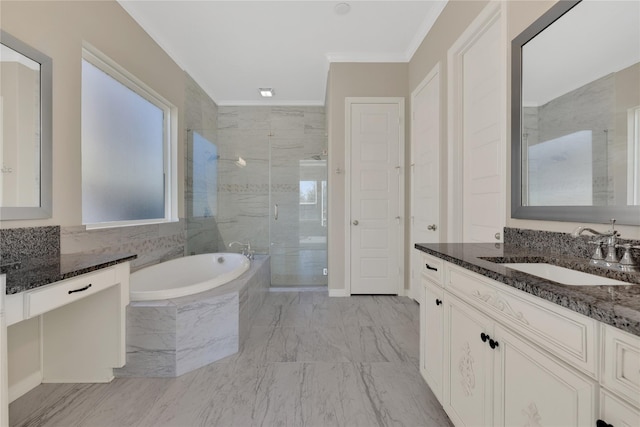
[0,30,52,220]
[512,0,640,225]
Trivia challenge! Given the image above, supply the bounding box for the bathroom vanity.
[0,252,135,427]
[415,241,640,427]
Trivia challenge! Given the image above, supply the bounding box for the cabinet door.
[493,325,597,427]
[599,389,640,427]
[444,294,494,427]
[422,279,444,400]
[1,275,7,427]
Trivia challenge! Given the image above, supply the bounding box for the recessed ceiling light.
[334,2,351,16]
[259,88,274,97]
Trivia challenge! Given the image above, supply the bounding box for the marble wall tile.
[61,221,187,272]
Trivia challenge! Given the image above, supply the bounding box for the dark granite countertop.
[415,242,640,336]
[1,252,137,295]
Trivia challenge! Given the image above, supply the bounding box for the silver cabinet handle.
[427,224,437,231]
[352,220,359,226]
[495,232,501,240]
[274,204,278,221]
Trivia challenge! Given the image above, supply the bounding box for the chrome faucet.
[228,241,254,260]
[571,219,639,272]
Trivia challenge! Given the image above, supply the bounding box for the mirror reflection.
[0,30,52,220]
[1,43,41,207]
[520,0,640,208]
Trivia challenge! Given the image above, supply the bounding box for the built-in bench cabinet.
[419,252,640,427]
[0,262,130,427]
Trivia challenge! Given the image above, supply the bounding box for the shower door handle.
[274,204,278,221]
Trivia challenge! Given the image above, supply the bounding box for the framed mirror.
[1,30,52,220]
[511,0,640,225]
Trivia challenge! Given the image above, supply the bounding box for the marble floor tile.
[9,292,452,427]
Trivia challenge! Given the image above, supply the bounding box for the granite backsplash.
[504,226,640,260]
[0,226,60,262]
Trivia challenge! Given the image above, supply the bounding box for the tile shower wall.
[217,106,327,286]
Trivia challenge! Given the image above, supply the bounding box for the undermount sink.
[504,263,631,286]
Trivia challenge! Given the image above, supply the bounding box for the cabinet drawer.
[602,324,640,407]
[421,253,444,286]
[24,267,117,318]
[446,265,598,377]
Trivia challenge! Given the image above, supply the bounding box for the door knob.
[427,224,437,231]
[352,220,359,226]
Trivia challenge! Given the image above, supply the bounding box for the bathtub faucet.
[228,241,254,260]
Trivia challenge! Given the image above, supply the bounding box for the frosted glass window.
[192,131,217,217]
[527,130,593,206]
[81,58,168,225]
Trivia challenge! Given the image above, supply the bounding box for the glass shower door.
[269,129,327,287]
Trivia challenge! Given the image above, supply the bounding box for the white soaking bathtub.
[130,253,250,301]
[117,255,270,377]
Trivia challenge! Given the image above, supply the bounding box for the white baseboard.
[328,289,350,297]
[9,371,42,403]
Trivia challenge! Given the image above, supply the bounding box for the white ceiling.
[117,0,447,106]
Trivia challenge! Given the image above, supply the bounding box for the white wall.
[0,0,186,229]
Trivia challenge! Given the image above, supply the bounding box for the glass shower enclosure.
[186,106,327,287]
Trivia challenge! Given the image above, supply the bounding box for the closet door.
[346,98,404,295]
[410,65,440,300]
[448,2,506,243]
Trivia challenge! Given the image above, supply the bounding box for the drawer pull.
[489,339,499,350]
[435,299,443,306]
[596,420,613,427]
[68,284,92,295]
[425,263,438,272]
[480,332,490,343]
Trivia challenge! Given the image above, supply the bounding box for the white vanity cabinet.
[599,324,640,426]
[420,252,445,401]
[1,261,130,423]
[443,293,494,426]
[1,275,7,427]
[421,255,607,427]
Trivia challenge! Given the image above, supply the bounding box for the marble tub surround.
[116,255,270,378]
[415,242,640,336]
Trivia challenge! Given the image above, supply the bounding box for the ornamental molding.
[522,401,543,427]
[458,341,476,397]
[472,289,530,325]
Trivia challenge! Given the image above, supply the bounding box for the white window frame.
[81,44,178,229]
[628,105,640,205]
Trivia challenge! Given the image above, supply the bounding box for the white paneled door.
[449,3,505,243]
[410,65,441,300]
[347,99,403,295]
